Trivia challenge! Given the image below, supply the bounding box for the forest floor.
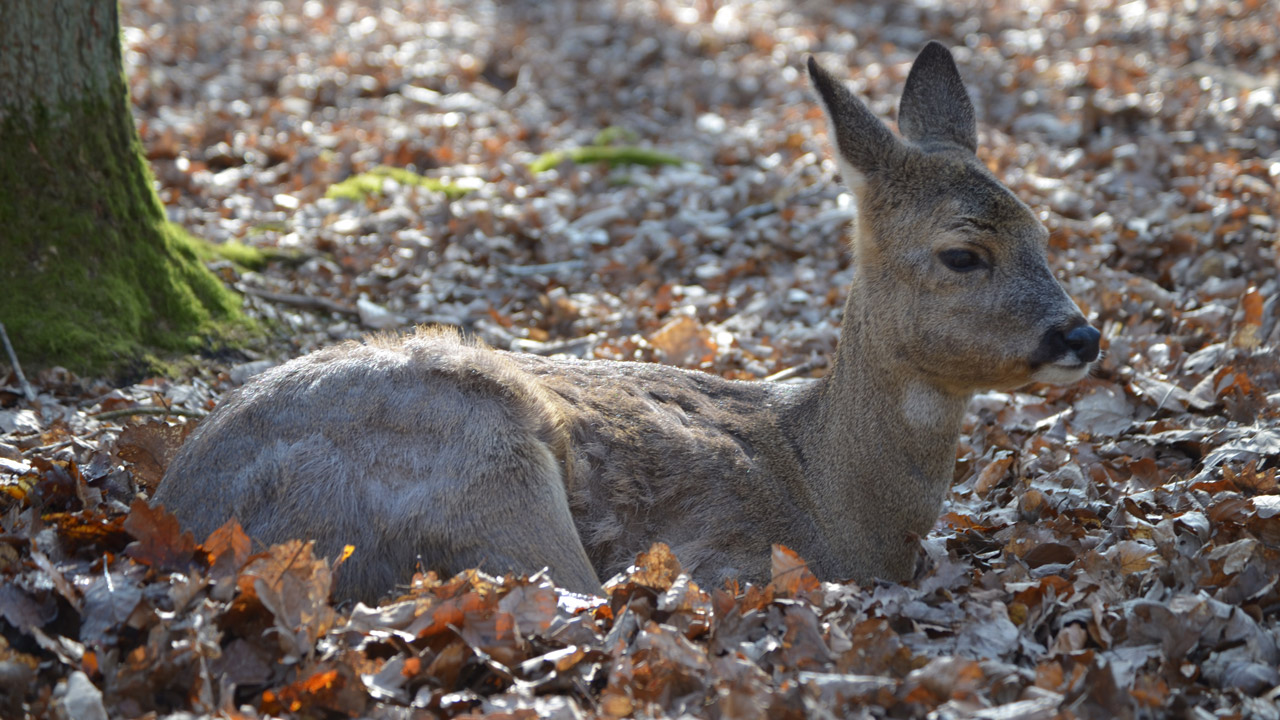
[3,0,1280,717]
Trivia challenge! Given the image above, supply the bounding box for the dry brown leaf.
[901,657,985,707]
[974,452,1015,498]
[649,316,716,367]
[123,498,196,571]
[1229,286,1264,349]
[242,540,335,659]
[1021,542,1077,569]
[202,516,254,578]
[769,544,820,598]
[113,421,194,492]
[625,543,684,591]
[1104,540,1157,574]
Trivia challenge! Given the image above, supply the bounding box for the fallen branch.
[502,260,587,277]
[20,428,109,457]
[764,357,826,382]
[727,182,834,228]
[235,284,359,317]
[511,333,601,357]
[92,407,206,422]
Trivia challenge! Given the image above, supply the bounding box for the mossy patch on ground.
[529,127,686,173]
[325,165,475,202]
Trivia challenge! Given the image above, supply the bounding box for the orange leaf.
[974,453,1014,498]
[628,543,685,591]
[334,544,355,568]
[769,544,820,597]
[202,516,252,573]
[301,669,339,693]
[1230,286,1263,349]
[649,316,716,368]
[124,498,196,571]
[401,656,421,677]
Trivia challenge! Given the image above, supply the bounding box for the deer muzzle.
[1029,317,1101,382]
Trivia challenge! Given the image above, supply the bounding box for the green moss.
[529,144,687,174]
[529,126,685,173]
[246,220,290,236]
[0,84,252,378]
[195,240,268,270]
[326,165,474,202]
[192,235,308,270]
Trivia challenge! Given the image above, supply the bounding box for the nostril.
[1064,325,1101,362]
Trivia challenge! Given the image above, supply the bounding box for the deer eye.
[939,248,986,272]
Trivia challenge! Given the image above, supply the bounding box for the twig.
[511,333,601,356]
[92,406,206,422]
[764,357,826,383]
[21,428,110,457]
[0,321,36,403]
[727,182,833,228]
[502,260,587,277]
[235,283,359,317]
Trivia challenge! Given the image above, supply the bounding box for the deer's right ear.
[897,42,977,153]
[807,56,901,191]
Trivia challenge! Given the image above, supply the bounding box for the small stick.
[92,406,206,422]
[727,182,833,228]
[0,322,36,403]
[502,260,587,277]
[511,333,601,356]
[21,428,109,457]
[235,284,359,317]
[764,357,826,383]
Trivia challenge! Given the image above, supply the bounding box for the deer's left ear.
[898,41,977,153]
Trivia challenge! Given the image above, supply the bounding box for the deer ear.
[898,41,977,153]
[807,56,902,191]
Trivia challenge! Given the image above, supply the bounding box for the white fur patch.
[1032,362,1092,385]
[836,157,868,194]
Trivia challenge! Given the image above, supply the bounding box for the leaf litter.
[3,0,1280,716]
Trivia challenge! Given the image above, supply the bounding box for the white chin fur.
[1032,362,1092,385]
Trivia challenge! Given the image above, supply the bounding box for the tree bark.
[0,0,246,377]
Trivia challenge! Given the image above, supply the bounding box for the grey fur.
[154,43,1097,602]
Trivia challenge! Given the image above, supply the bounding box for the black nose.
[1064,324,1101,362]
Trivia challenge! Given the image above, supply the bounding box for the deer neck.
[786,283,971,555]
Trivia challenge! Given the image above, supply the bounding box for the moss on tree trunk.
[0,0,249,377]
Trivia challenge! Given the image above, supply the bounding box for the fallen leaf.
[123,498,196,571]
[623,543,684,592]
[112,421,193,491]
[974,452,1015,498]
[242,540,335,659]
[79,573,143,648]
[650,316,716,367]
[769,544,820,598]
[1105,540,1157,574]
[1071,385,1134,437]
[202,516,253,577]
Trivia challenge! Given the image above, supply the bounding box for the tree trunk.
[0,0,246,377]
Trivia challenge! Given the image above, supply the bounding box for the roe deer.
[154,42,1100,602]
